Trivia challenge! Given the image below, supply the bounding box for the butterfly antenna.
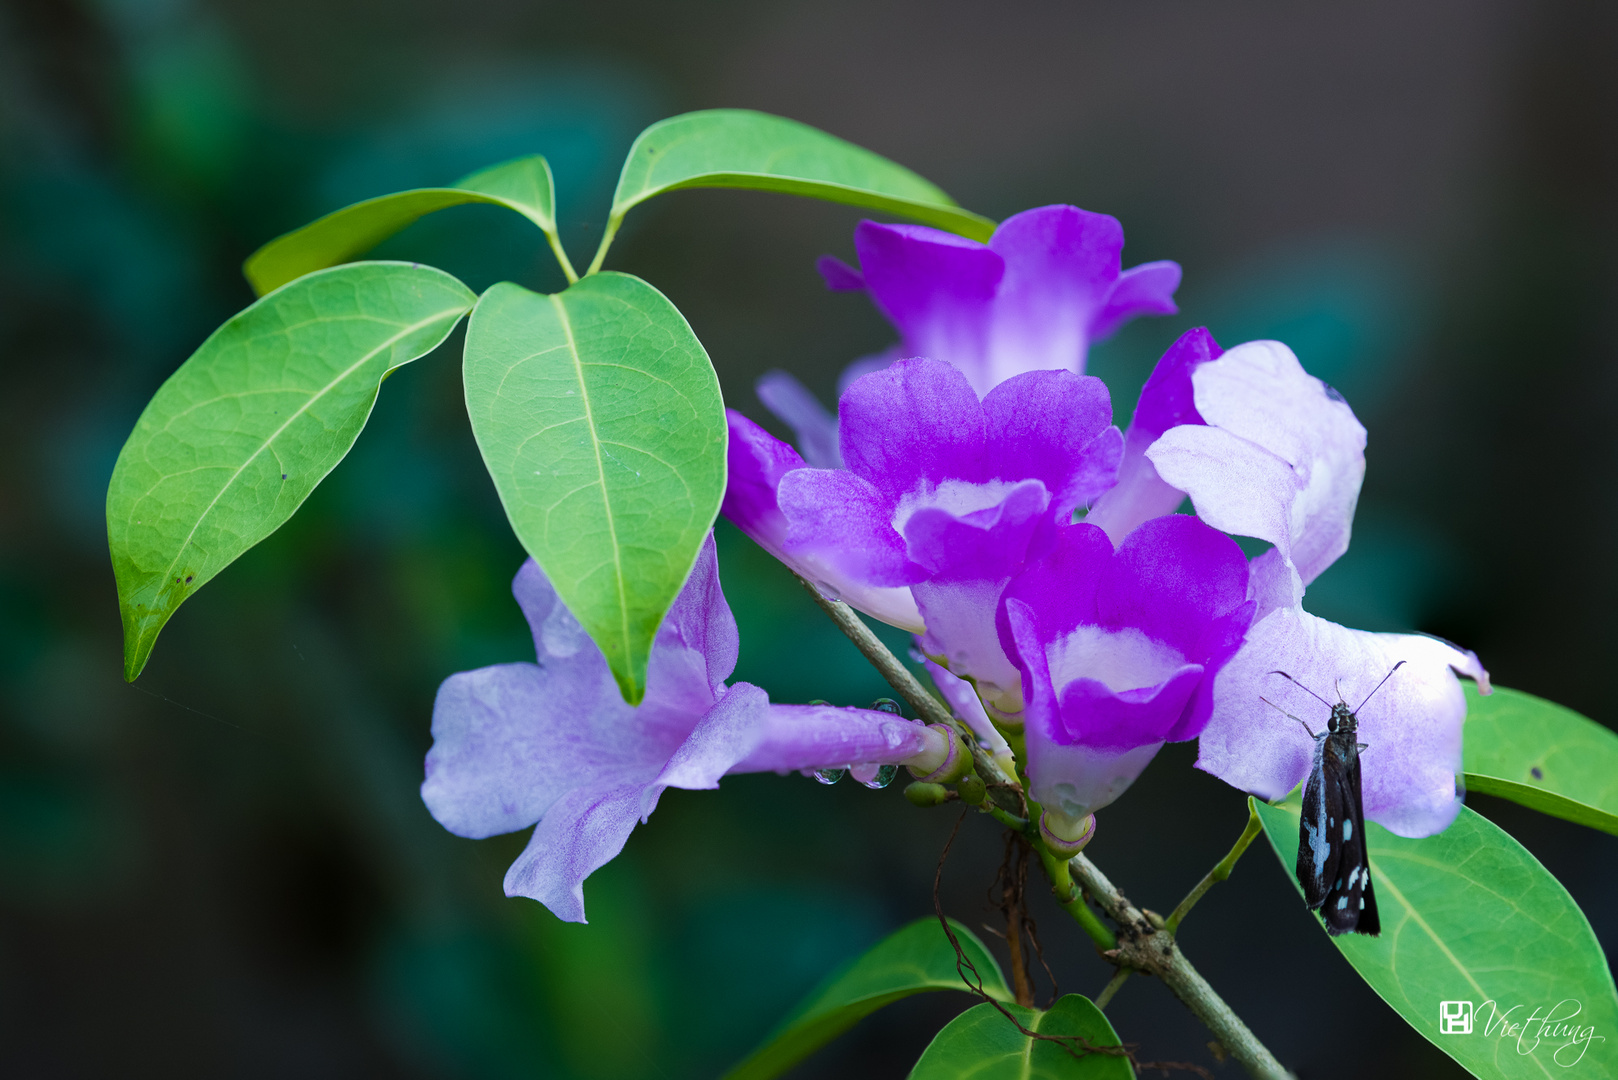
[1260,696,1318,738]
[1355,660,1408,714]
[1266,670,1333,709]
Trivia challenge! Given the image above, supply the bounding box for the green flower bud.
[1039,808,1097,858]
[905,724,972,784]
[904,781,951,808]
[956,774,987,805]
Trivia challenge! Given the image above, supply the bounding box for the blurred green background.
[1,1,1615,1077]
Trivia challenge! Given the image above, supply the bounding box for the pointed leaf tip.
[108,262,475,679]
[608,109,995,241]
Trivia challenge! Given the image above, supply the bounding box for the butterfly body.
[1265,664,1404,938]
[1296,702,1379,936]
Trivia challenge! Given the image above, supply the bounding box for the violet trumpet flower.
[727,357,1122,718]
[1001,514,1255,836]
[758,205,1181,462]
[420,536,931,921]
[1146,341,1490,837]
[823,205,1182,396]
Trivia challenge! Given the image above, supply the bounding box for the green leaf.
[592,109,995,272]
[909,995,1132,1080]
[462,272,725,704]
[243,155,573,296]
[108,262,476,680]
[1463,683,1618,836]
[1254,796,1618,1078]
[722,918,1012,1080]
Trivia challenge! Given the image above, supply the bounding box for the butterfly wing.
[1320,739,1379,936]
[1294,733,1338,909]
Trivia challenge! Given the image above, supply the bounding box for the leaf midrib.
[1374,854,1560,1079]
[548,292,632,684]
[126,305,464,611]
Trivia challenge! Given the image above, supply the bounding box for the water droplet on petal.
[860,764,898,790]
[871,697,904,716]
[813,767,846,785]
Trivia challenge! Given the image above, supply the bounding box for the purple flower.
[420,536,929,921]
[1146,341,1490,837]
[734,357,1123,717]
[819,205,1181,397]
[1002,515,1255,823]
[756,206,1181,466]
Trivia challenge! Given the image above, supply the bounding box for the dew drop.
[860,764,898,790]
[871,697,904,716]
[813,768,846,785]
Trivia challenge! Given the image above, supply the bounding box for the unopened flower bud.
[904,781,951,807]
[956,774,987,805]
[905,724,971,783]
[1039,808,1096,858]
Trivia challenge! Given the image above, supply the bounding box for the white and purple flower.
[756,204,1182,464]
[1002,514,1255,830]
[1144,340,1491,837]
[728,356,1123,717]
[420,536,931,921]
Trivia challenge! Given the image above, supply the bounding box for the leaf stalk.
[1165,801,1266,935]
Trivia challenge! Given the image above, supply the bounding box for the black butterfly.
[1262,662,1404,937]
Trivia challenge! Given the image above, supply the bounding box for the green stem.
[1067,852,1295,1080]
[1039,847,1117,951]
[793,576,1023,803]
[1165,801,1265,935]
[585,212,625,276]
[805,581,1294,1079]
[1093,968,1131,1010]
[545,229,580,284]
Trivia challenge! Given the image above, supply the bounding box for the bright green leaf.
[243,155,573,296]
[721,918,1012,1080]
[1463,683,1618,837]
[108,262,476,680]
[462,272,725,704]
[592,109,995,272]
[1254,796,1618,1077]
[909,995,1132,1080]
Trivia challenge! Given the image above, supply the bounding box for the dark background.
[2,0,1615,1076]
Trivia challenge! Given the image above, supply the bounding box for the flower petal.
[922,654,1014,763]
[1090,260,1183,341]
[422,663,638,839]
[1148,341,1366,602]
[1196,607,1490,838]
[654,682,772,794]
[839,357,987,499]
[756,370,842,469]
[916,577,1026,716]
[902,479,1050,581]
[816,254,865,292]
[502,780,653,923]
[981,368,1120,517]
[853,221,1002,391]
[722,409,806,562]
[981,206,1123,385]
[779,467,922,589]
